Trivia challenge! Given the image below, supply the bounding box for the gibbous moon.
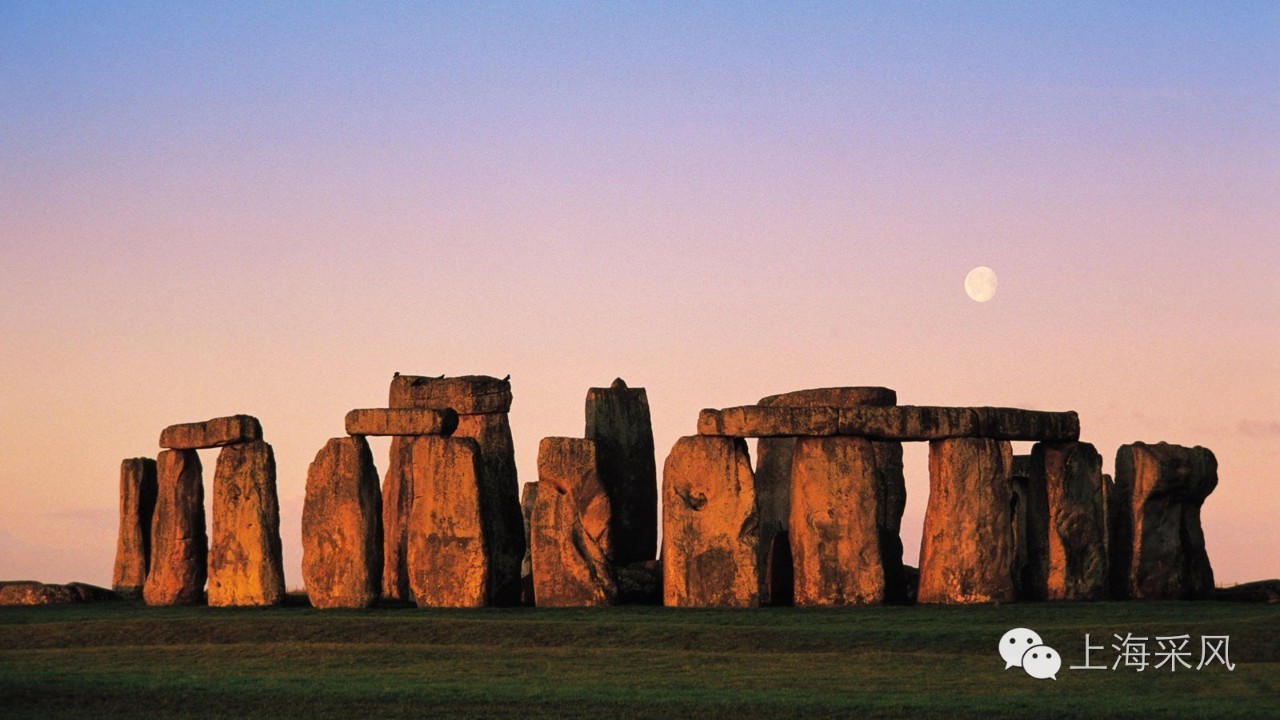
[965,266,997,302]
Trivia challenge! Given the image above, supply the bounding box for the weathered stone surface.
[531,438,617,607]
[144,449,206,606]
[112,457,157,598]
[520,481,539,605]
[452,412,524,605]
[753,387,900,605]
[380,436,413,601]
[1009,455,1048,601]
[838,406,1079,441]
[698,405,1078,441]
[697,406,838,437]
[918,438,1016,604]
[159,415,262,449]
[344,408,459,437]
[585,378,657,565]
[1033,442,1107,600]
[208,440,285,607]
[303,436,383,609]
[662,435,762,607]
[405,436,489,607]
[758,386,897,408]
[389,374,512,414]
[1115,443,1217,600]
[0,582,119,606]
[790,436,907,605]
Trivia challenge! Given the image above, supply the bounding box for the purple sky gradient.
[2,2,1276,587]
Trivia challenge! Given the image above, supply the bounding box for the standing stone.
[388,374,524,605]
[303,436,383,609]
[1115,443,1217,600]
[585,378,657,566]
[520,481,539,605]
[918,438,1015,604]
[208,440,285,607]
[790,436,907,605]
[406,436,489,607]
[112,457,157,598]
[380,436,414,601]
[1009,455,1048,601]
[453,412,524,605]
[754,387,897,606]
[1103,472,1131,599]
[662,435,761,607]
[1033,442,1107,600]
[144,450,206,606]
[531,438,617,606]
[753,436,797,605]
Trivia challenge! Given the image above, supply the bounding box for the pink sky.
[1,4,1276,587]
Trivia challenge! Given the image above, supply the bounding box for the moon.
[964,266,997,302]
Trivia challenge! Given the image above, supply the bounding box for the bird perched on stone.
[393,371,400,378]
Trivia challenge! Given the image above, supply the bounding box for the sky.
[1,2,1277,589]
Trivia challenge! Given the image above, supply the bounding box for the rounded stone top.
[757,387,897,408]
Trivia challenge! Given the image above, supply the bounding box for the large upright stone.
[160,415,262,449]
[406,435,523,607]
[1009,455,1048,601]
[389,374,512,414]
[585,378,657,565]
[453,412,524,604]
[1033,442,1107,600]
[303,436,383,609]
[753,387,898,605]
[662,436,761,607]
[387,373,524,604]
[208,440,285,607]
[918,438,1015,604]
[1114,443,1217,600]
[112,457,157,598]
[520,481,539,605]
[144,450,206,606]
[380,436,414,602]
[790,436,907,605]
[531,438,617,606]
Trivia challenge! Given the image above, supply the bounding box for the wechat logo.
[1000,628,1061,680]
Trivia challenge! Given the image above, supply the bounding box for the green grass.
[1,599,1276,718]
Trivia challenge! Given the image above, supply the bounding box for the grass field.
[1,598,1276,719]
